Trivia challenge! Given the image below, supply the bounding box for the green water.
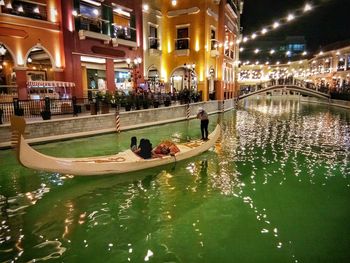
[1,99,350,263]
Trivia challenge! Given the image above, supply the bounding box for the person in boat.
[130,136,138,152]
[137,139,153,159]
[153,140,180,156]
[196,107,209,140]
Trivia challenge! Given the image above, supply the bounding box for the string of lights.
[238,2,316,45]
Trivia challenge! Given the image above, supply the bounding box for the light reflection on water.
[0,98,350,262]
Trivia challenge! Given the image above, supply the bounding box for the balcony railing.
[113,25,136,42]
[79,15,104,34]
[1,3,47,21]
[149,37,160,49]
[175,38,190,50]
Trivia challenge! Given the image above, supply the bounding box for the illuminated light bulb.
[27,57,32,63]
[171,0,177,6]
[134,58,138,64]
[304,3,312,12]
[319,51,323,55]
[265,61,270,65]
[236,39,241,44]
[229,41,234,46]
[251,33,257,39]
[18,5,24,12]
[34,7,40,13]
[0,45,6,55]
[243,37,249,43]
[254,49,260,54]
[218,43,223,48]
[126,58,131,64]
[239,47,244,52]
[261,28,267,34]
[287,61,291,65]
[72,10,78,16]
[276,61,280,65]
[336,51,340,56]
[255,61,259,65]
[93,9,99,16]
[270,49,275,54]
[6,2,12,9]
[299,61,303,64]
[143,4,149,11]
[286,51,291,56]
[137,57,142,64]
[273,22,280,29]
[302,51,307,56]
[287,14,295,21]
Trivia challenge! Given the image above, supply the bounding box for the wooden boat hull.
[11,116,221,176]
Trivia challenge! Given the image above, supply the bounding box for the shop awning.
[27,81,75,88]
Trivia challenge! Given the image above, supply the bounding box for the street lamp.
[126,57,143,89]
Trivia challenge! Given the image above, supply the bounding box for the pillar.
[106,58,115,93]
[216,0,226,101]
[15,68,27,100]
[71,54,83,98]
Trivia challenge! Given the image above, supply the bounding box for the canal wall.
[0,99,235,149]
[300,97,350,110]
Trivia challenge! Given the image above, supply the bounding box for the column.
[14,67,27,100]
[106,58,115,93]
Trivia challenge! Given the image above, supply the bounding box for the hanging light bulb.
[287,14,295,21]
[171,0,177,6]
[0,45,6,55]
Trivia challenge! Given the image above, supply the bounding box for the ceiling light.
[172,0,177,6]
[254,49,260,54]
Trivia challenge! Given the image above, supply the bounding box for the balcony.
[227,0,239,17]
[1,1,47,21]
[148,37,162,56]
[175,38,190,56]
[210,39,220,57]
[111,24,137,48]
[78,16,111,43]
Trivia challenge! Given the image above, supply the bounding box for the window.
[211,29,217,50]
[79,3,102,33]
[1,0,47,21]
[149,25,158,49]
[176,27,189,50]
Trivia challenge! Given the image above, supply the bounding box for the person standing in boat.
[197,107,209,140]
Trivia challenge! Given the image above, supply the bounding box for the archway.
[169,66,197,93]
[146,66,160,93]
[0,43,17,99]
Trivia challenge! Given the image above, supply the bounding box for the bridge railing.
[239,77,330,97]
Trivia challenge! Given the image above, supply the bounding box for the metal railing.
[239,78,330,97]
[113,24,137,42]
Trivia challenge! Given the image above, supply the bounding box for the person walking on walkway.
[197,107,209,140]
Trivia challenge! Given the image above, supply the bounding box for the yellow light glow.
[167,40,171,53]
[195,39,200,52]
[55,51,61,68]
[17,50,24,66]
[161,68,167,82]
[199,71,203,81]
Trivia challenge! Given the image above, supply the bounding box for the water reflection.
[0,99,350,262]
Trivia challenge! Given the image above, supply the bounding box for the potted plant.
[164,94,171,107]
[0,108,3,124]
[153,99,160,108]
[142,95,150,109]
[101,91,111,114]
[124,94,134,111]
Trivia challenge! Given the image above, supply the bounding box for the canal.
[0,98,349,262]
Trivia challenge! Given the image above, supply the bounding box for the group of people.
[130,137,180,159]
[130,106,209,159]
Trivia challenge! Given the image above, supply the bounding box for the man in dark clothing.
[196,107,209,140]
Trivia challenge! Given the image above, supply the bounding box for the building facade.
[0,0,243,101]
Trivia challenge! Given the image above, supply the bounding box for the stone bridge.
[239,79,330,100]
